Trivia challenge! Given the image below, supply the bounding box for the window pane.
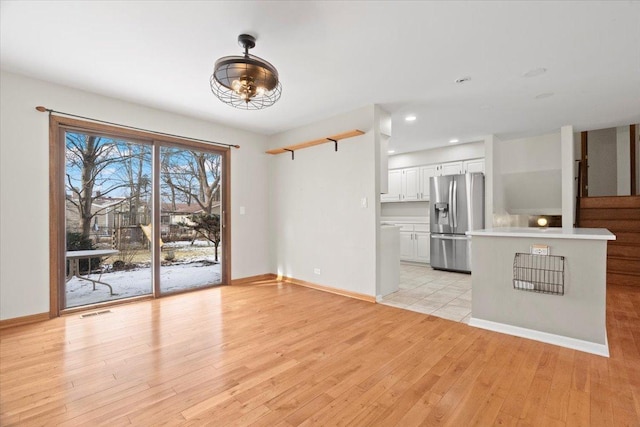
[64,131,152,308]
[159,146,222,294]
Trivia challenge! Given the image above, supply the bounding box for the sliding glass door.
[159,146,223,294]
[58,123,227,311]
[64,131,153,308]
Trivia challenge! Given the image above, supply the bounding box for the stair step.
[580,196,640,209]
[607,258,640,274]
[579,208,640,220]
[607,272,640,287]
[580,219,640,232]
[607,243,640,258]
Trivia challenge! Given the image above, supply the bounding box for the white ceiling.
[2,1,639,153]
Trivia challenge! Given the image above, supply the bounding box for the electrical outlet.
[530,244,549,255]
[361,197,368,208]
[314,268,321,275]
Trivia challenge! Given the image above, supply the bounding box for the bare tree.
[117,143,151,225]
[161,149,221,214]
[65,132,145,240]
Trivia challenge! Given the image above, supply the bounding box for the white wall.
[0,71,270,320]
[561,125,575,228]
[381,202,429,218]
[495,132,562,215]
[616,126,631,195]
[268,106,378,297]
[588,127,617,197]
[485,135,496,226]
[388,141,484,169]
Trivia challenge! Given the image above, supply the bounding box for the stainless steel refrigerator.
[430,173,484,273]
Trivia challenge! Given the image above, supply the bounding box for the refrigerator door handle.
[448,180,454,227]
[452,179,458,229]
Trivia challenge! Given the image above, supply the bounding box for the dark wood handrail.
[575,160,582,227]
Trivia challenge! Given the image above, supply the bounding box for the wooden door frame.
[49,115,231,317]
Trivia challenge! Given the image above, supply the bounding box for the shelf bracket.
[283,148,295,160]
[327,138,338,152]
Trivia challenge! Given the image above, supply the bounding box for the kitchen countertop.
[380,217,429,224]
[466,227,616,241]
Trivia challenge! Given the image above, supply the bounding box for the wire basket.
[513,253,565,295]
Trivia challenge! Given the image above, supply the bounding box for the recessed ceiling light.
[523,67,547,78]
[534,92,554,99]
[405,115,417,122]
[449,139,459,144]
[455,76,471,84]
[388,150,395,154]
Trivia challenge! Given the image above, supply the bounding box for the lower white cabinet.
[397,223,430,263]
[415,232,430,262]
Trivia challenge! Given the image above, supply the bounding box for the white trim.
[561,125,575,229]
[469,317,609,357]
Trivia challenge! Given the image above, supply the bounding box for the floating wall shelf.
[266,129,365,159]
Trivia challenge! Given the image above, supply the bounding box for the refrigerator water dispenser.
[434,202,449,225]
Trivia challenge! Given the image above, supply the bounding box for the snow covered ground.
[65,261,222,308]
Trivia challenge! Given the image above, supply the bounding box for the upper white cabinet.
[382,158,484,202]
[419,165,438,200]
[402,167,420,201]
[381,169,402,202]
[438,161,464,176]
[463,158,485,174]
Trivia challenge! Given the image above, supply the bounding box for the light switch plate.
[239,206,246,215]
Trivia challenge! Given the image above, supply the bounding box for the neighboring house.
[65,193,221,244]
[65,194,150,242]
[160,202,221,240]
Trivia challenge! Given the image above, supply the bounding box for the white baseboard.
[468,317,609,357]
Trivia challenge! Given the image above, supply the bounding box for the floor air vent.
[80,310,112,318]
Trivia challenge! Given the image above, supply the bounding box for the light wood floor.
[1,280,639,426]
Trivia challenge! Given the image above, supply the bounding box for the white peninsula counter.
[466,227,615,356]
[378,225,401,299]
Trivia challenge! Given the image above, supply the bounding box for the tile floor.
[380,262,472,323]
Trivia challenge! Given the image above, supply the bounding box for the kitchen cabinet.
[381,169,402,202]
[397,223,430,263]
[381,168,420,202]
[402,167,420,201]
[438,161,464,176]
[463,158,485,174]
[419,165,437,200]
[415,231,430,262]
[381,158,484,203]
